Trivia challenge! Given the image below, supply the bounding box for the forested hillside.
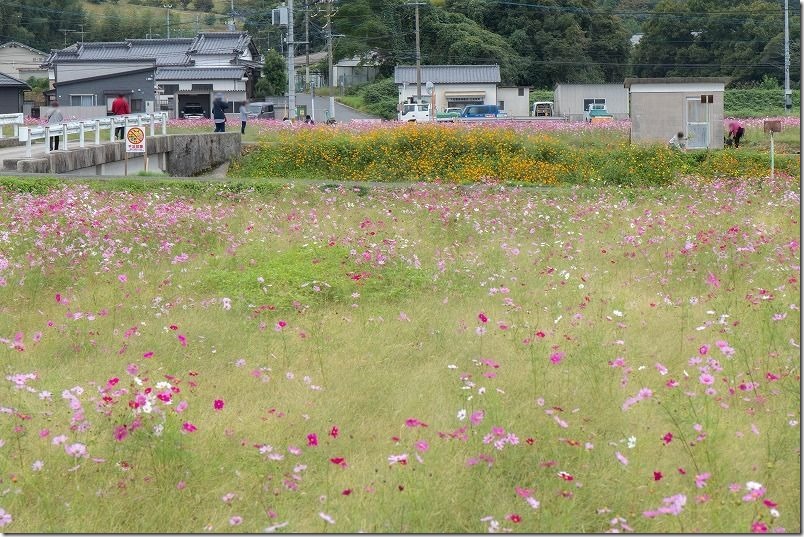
[0,0,799,88]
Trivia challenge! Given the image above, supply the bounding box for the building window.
[518,87,524,96]
[70,94,95,107]
[498,101,505,110]
[583,98,606,111]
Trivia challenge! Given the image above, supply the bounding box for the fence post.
[79,123,85,147]
[149,115,155,137]
[62,124,68,150]
[0,123,5,140]
[95,121,100,145]
[161,113,167,136]
[44,126,50,154]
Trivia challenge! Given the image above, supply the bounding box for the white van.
[398,102,431,122]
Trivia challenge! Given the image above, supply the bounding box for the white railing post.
[95,121,100,145]
[79,122,85,147]
[0,124,5,139]
[149,115,155,136]
[161,112,167,136]
[62,124,68,150]
[44,127,50,154]
[13,123,18,138]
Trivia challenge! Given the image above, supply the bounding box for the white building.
[395,65,501,112]
[0,42,48,81]
[497,86,530,117]
[554,83,630,121]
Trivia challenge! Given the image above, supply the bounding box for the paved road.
[294,93,381,123]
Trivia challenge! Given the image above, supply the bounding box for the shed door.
[686,97,709,149]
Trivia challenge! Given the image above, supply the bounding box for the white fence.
[18,113,169,157]
[0,113,24,139]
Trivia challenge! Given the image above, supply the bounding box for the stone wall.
[166,133,241,177]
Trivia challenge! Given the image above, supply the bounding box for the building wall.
[56,70,156,113]
[497,87,530,117]
[629,90,724,149]
[398,83,497,111]
[554,83,629,120]
[0,45,47,80]
[56,62,153,83]
[0,88,23,113]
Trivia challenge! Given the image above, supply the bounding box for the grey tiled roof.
[0,71,30,88]
[156,66,246,80]
[46,33,256,68]
[394,65,500,84]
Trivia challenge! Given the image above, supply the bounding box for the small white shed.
[554,83,629,120]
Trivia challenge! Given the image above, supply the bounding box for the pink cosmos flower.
[213,399,224,411]
[695,472,711,488]
[405,418,428,428]
[478,312,488,323]
[118,274,128,283]
[143,351,154,359]
[307,433,318,446]
[415,440,429,453]
[229,516,242,526]
[329,426,339,439]
[549,352,564,364]
[182,422,197,433]
[125,363,138,375]
[662,432,673,445]
[274,320,287,331]
[699,373,714,385]
[178,334,187,347]
[0,508,11,527]
[615,451,629,465]
[64,442,88,458]
[114,425,128,442]
[706,272,720,288]
[175,400,188,413]
[470,410,485,426]
[699,345,709,355]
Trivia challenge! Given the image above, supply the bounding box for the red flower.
[178,334,187,347]
[678,467,686,475]
[662,432,673,445]
[557,471,574,481]
[341,489,352,496]
[169,325,178,331]
[307,433,318,446]
[763,499,778,508]
[478,312,488,323]
[535,331,546,338]
[653,471,663,481]
[143,351,154,359]
[330,457,347,467]
[330,426,339,439]
[507,514,522,523]
[213,399,224,411]
[526,437,535,445]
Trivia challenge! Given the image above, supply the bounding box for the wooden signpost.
[763,120,781,181]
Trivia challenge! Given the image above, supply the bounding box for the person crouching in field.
[728,120,745,148]
[668,131,686,151]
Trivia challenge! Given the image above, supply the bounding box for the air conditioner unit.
[272,7,288,26]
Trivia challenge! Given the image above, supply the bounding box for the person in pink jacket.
[727,120,745,148]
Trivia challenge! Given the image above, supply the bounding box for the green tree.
[255,49,288,97]
[195,0,214,12]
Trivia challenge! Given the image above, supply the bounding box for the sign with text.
[125,126,146,153]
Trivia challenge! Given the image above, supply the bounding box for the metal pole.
[163,4,172,39]
[784,0,791,114]
[305,1,310,92]
[327,0,335,120]
[287,0,296,120]
[415,3,421,103]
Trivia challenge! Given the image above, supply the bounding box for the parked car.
[461,104,501,118]
[398,102,431,122]
[532,101,554,117]
[584,103,613,122]
[435,107,463,122]
[180,103,207,119]
[246,102,275,120]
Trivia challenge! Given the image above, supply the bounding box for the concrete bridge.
[1,133,241,177]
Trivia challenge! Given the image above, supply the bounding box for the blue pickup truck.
[461,104,502,118]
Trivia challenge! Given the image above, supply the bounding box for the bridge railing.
[18,112,169,157]
[0,113,24,139]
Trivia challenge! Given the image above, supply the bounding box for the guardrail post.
[79,123,85,147]
[62,124,68,150]
[161,113,167,136]
[95,121,100,145]
[149,115,155,137]
[13,123,18,139]
[44,126,50,154]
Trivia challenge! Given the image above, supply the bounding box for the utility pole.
[195,14,200,34]
[163,4,173,39]
[327,0,335,120]
[406,2,426,103]
[78,24,85,44]
[287,0,296,120]
[305,1,310,92]
[227,0,236,31]
[784,0,791,114]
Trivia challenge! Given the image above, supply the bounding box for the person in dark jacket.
[212,97,228,132]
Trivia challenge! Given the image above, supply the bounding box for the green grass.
[0,175,798,533]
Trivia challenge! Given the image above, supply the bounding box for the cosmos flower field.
[0,153,800,530]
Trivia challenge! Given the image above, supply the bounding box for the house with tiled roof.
[0,72,30,113]
[0,41,48,81]
[43,33,262,118]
